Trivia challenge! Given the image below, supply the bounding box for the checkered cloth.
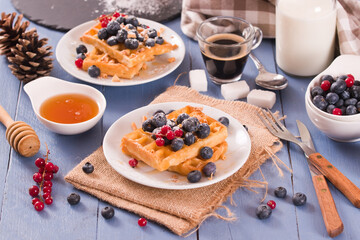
[181,0,360,55]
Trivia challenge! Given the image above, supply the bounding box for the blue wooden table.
[1,1,359,239]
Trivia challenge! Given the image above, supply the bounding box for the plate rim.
[56,18,185,87]
[103,102,252,190]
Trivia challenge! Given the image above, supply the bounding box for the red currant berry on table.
[267,200,276,209]
[35,158,45,168]
[128,158,138,168]
[347,74,354,80]
[52,165,59,174]
[45,162,54,172]
[33,172,43,183]
[345,77,354,88]
[333,108,342,115]
[174,128,183,137]
[38,167,44,174]
[45,197,53,205]
[43,186,52,194]
[34,201,44,211]
[160,125,171,135]
[138,218,147,227]
[44,180,53,188]
[166,130,175,140]
[44,172,54,181]
[75,58,83,68]
[29,185,39,197]
[155,137,165,146]
[43,192,51,199]
[32,198,40,205]
[113,12,120,18]
[320,80,331,91]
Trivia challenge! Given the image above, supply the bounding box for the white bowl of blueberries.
[305,55,360,142]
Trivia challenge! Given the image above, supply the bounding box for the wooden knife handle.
[309,153,360,208]
[312,175,343,237]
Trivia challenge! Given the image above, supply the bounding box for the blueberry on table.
[200,146,213,159]
[97,28,108,40]
[354,80,360,86]
[137,35,144,42]
[344,98,357,106]
[320,74,334,84]
[196,123,210,139]
[346,105,357,115]
[106,20,120,35]
[218,116,229,127]
[67,193,81,205]
[357,101,360,112]
[310,86,324,98]
[182,117,200,132]
[292,192,307,206]
[184,132,196,146]
[187,170,202,183]
[88,65,101,78]
[147,28,157,38]
[116,29,128,43]
[202,162,216,177]
[256,204,272,219]
[125,16,139,27]
[171,138,184,151]
[152,112,167,128]
[326,104,336,114]
[101,206,115,219]
[155,36,164,45]
[106,36,118,46]
[337,75,348,80]
[274,186,287,198]
[330,79,347,94]
[334,99,344,108]
[116,16,125,24]
[349,85,360,98]
[340,90,351,100]
[124,38,139,50]
[153,109,165,116]
[145,38,155,47]
[76,44,87,54]
[142,119,155,132]
[176,113,190,124]
[82,162,94,174]
[312,95,328,111]
[325,92,339,105]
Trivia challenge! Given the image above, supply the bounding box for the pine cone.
[0,12,29,57]
[8,29,53,83]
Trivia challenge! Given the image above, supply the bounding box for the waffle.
[80,22,177,68]
[121,106,228,171]
[82,48,145,79]
[168,141,227,176]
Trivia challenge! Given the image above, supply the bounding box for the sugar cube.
[221,80,250,100]
[247,89,276,109]
[189,69,207,92]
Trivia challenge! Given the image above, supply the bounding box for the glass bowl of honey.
[24,77,106,135]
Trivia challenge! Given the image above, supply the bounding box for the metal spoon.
[249,53,288,90]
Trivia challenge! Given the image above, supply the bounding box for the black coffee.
[201,33,248,80]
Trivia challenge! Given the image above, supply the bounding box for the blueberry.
[176,113,190,124]
[125,23,135,29]
[325,92,339,105]
[340,90,351,100]
[101,206,115,219]
[320,74,334,83]
[326,104,336,114]
[346,105,357,115]
[163,136,172,146]
[77,53,86,60]
[76,44,87,54]
[67,193,81,205]
[349,85,360,99]
[274,186,287,198]
[124,38,139,49]
[140,24,148,29]
[106,36,118,46]
[184,132,196,146]
[82,162,94,173]
[218,116,229,127]
[142,119,155,132]
[153,109,165,116]
[145,38,155,47]
[116,16,125,24]
[97,28,108,40]
[312,95,328,111]
[147,28,157,38]
[125,16,139,27]
[330,79,347,94]
[344,98,357,106]
[88,65,100,78]
[354,80,360,86]
[340,106,346,114]
[106,20,120,35]
[200,146,213,159]
[151,127,161,140]
[116,29,128,43]
[196,123,210,139]
[357,101,360,112]
[167,119,176,128]
[137,35,144,42]
[155,36,164,45]
[334,99,344,108]
[202,162,216,177]
[187,170,202,183]
[152,112,167,128]
[256,204,272,219]
[243,124,248,132]
[171,138,184,151]
[337,75,348,80]
[292,192,307,206]
[311,86,324,98]
[182,117,200,132]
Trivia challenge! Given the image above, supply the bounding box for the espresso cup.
[196,16,263,84]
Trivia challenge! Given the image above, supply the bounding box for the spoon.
[0,105,40,157]
[249,53,288,90]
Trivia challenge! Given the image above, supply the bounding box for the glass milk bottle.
[276,0,337,76]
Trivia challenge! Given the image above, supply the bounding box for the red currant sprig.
[30,146,59,211]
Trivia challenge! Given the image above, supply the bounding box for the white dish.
[56,19,185,86]
[103,102,251,190]
[24,76,106,135]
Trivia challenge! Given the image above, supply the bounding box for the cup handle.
[251,27,263,50]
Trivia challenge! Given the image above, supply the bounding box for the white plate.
[103,102,251,190]
[56,19,185,86]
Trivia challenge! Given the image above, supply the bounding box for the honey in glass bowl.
[39,93,99,124]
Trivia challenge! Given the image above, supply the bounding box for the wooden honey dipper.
[0,105,40,157]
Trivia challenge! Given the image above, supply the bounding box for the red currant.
[43,186,52,194]
[101,19,109,28]
[52,165,59,174]
[267,200,276,209]
[45,162,54,172]
[29,185,39,197]
[333,108,343,115]
[43,192,51,199]
[174,128,183,137]
[138,218,147,227]
[129,158,138,168]
[99,14,107,20]
[34,201,44,211]
[166,130,175,140]
[38,167,44,174]
[345,77,354,88]
[33,173,43,183]
[160,125,171,135]
[44,172,54,181]
[45,197,53,205]
[44,180,53,188]
[75,58,83,68]
[320,80,331,91]
[32,198,40,205]
[113,12,120,18]
[155,137,165,146]
[35,158,45,168]
[347,74,354,80]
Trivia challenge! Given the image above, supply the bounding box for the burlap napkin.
[181,0,360,55]
[65,86,282,236]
